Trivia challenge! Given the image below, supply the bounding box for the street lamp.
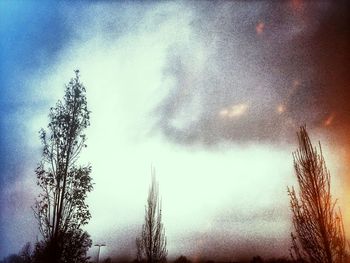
[95,243,106,263]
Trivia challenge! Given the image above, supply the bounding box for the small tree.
[33,70,92,263]
[250,256,264,263]
[136,169,167,263]
[288,126,347,263]
[19,243,32,263]
[174,256,191,263]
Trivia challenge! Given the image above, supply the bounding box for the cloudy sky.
[0,0,349,261]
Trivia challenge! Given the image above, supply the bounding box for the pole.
[95,243,106,263]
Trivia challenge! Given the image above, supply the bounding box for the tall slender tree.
[288,126,347,263]
[136,168,167,263]
[33,70,92,263]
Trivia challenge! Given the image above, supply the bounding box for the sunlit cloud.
[324,113,335,127]
[256,21,265,35]
[277,104,286,114]
[290,0,304,12]
[219,103,249,118]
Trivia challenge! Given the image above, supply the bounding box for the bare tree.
[136,168,167,263]
[174,256,191,263]
[33,70,92,263]
[288,126,347,263]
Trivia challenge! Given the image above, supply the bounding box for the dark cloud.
[172,206,291,261]
[156,1,350,147]
[181,234,290,262]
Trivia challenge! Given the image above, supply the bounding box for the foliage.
[136,169,167,263]
[32,229,91,263]
[18,243,32,263]
[103,258,112,263]
[288,126,347,263]
[174,256,191,263]
[33,70,92,263]
[0,243,32,263]
[0,255,23,263]
[250,256,264,263]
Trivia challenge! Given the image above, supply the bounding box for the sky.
[0,0,349,261]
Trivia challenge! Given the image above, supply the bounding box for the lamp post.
[95,243,106,263]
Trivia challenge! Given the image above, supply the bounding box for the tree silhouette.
[288,126,347,263]
[250,256,264,263]
[136,169,167,263]
[33,70,92,263]
[174,256,191,263]
[19,243,32,263]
